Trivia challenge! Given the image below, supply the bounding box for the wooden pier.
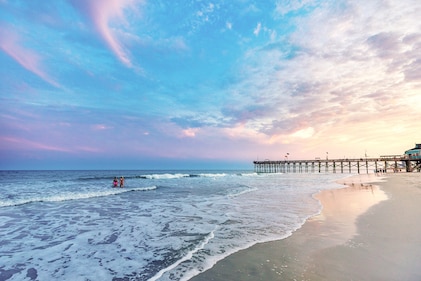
[253,156,421,174]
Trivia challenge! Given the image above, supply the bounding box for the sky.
[0,0,420,170]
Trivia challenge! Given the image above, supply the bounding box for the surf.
[0,186,157,208]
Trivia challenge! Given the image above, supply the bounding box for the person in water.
[113,177,118,187]
[119,176,125,188]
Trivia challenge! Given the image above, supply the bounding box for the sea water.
[0,170,349,281]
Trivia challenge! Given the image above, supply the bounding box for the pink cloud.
[0,26,60,88]
[92,124,113,130]
[1,136,103,154]
[76,146,102,153]
[0,136,71,153]
[182,128,199,138]
[71,0,143,67]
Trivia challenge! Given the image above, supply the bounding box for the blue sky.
[1,0,420,170]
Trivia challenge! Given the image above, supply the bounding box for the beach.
[189,173,421,281]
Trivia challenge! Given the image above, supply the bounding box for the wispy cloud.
[253,22,261,36]
[1,136,71,152]
[275,0,317,16]
[221,0,421,151]
[70,0,143,67]
[0,25,60,87]
[92,124,114,131]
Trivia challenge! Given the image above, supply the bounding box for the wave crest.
[0,186,157,208]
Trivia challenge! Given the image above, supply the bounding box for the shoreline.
[189,173,421,281]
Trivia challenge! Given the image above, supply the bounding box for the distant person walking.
[120,176,125,188]
[113,177,118,187]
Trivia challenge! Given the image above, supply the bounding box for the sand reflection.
[310,174,388,244]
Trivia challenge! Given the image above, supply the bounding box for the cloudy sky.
[1,0,420,170]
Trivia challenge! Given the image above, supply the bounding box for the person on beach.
[120,176,125,188]
[113,177,118,187]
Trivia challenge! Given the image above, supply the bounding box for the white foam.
[238,172,259,176]
[0,186,157,207]
[227,187,258,198]
[196,173,228,177]
[148,229,216,281]
[140,173,190,179]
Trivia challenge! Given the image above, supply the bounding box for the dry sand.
[189,173,421,281]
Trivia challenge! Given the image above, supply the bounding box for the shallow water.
[0,170,348,280]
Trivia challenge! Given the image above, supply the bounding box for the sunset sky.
[1,0,420,170]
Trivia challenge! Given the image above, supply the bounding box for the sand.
[189,173,421,281]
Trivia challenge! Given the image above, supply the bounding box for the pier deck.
[253,156,421,174]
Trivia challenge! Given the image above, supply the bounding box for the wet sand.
[189,173,421,281]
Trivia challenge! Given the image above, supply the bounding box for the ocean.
[0,170,349,281]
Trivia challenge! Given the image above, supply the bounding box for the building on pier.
[405,144,421,160]
[404,143,421,172]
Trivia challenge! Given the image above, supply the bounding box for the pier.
[253,156,421,174]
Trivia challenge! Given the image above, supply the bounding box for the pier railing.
[253,156,421,174]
